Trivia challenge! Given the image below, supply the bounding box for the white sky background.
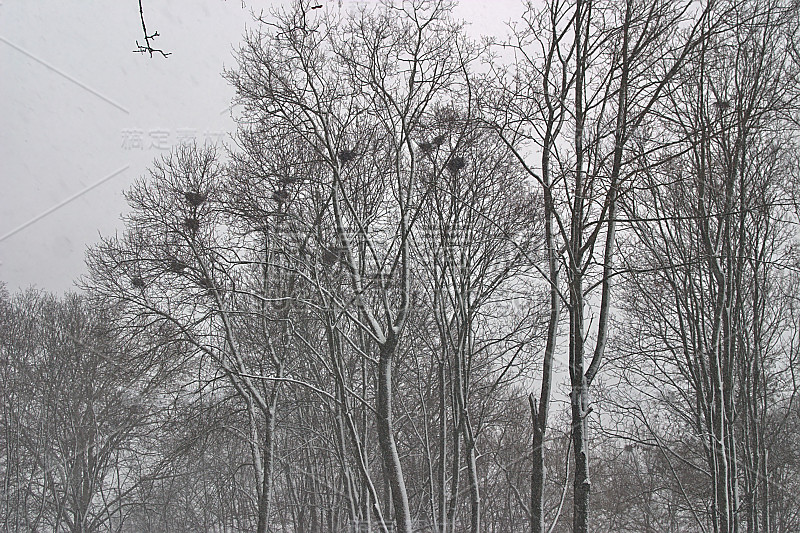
[0,0,524,294]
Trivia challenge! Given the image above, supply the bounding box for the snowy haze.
[0,0,520,293]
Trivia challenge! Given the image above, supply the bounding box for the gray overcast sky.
[1,0,521,294]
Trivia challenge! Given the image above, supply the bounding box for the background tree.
[7,1,800,532]
[226,2,481,530]
[0,291,177,533]
[87,144,291,533]
[609,0,800,530]
[484,0,712,529]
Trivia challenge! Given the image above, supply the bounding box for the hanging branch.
[134,0,171,58]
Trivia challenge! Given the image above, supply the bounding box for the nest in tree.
[435,108,459,126]
[418,142,434,154]
[714,100,731,110]
[131,276,146,289]
[197,276,214,290]
[168,259,187,273]
[322,245,346,265]
[432,134,447,147]
[446,156,465,174]
[184,191,207,207]
[272,189,289,203]
[322,249,338,265]
[278,175,298,186]
[338,149,357,164]
[184,217,200,232]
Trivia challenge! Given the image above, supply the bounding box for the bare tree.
[413,112,541,533]
[86,144,289,533]
[483,0,712,530]
[612,0,800,530]
[226,2,479,530]
[0,290,175,533]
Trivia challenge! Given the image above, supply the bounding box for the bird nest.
[446,156,465,173]
[197,276,215,290]
[322,245,347,265]
[272,189,290,203]
[184,191,207,207]
[338,149,357,163]
[168,259,188,274]
[184,217,200,232]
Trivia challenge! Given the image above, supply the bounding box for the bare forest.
[2,0,800,531]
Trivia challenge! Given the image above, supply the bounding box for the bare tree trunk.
[530,132,560,533]
[256,390,278,533]
[760,448,769,533]
[438,358,448,533]
[447,414,461,529]
[569,285,591,533]
[530,266,559,533]
[530,396,545,533]
[376,330,411,533]
[570,0,591,530]
[464,415,480,533]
